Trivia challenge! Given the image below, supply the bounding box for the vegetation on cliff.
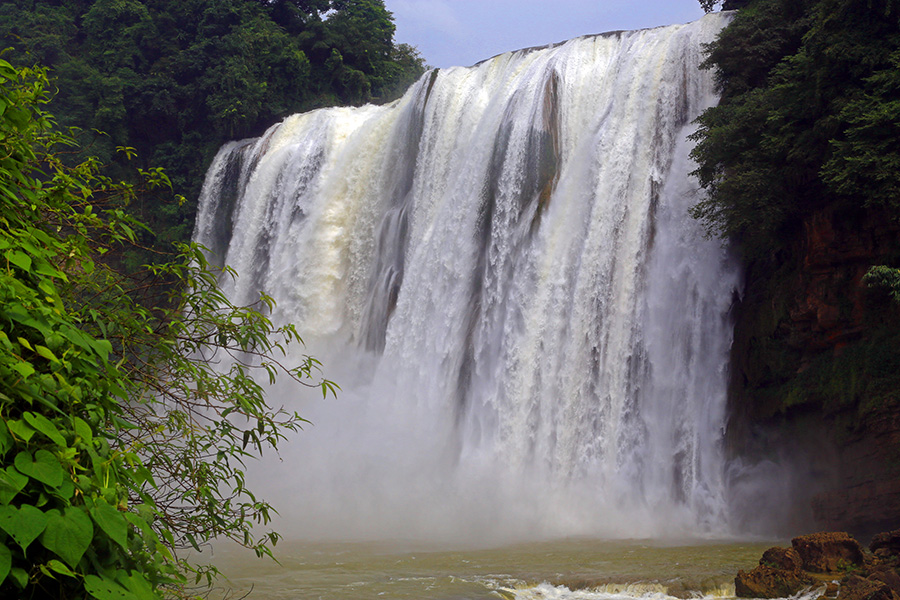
[0,0,426,250]
[693,0,900,402]
[0,59,335,599]
[695,0,900,531]
[694,0,900,258]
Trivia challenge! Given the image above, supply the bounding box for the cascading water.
[193,13,742,544]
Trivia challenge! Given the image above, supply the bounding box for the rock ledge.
[735,531,900,599]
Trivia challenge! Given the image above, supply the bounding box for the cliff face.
[728,204,900,536]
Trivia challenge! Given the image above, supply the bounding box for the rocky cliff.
[735,531,900,600]
[727,204,900,536]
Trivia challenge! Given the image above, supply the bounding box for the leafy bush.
[0,59,335,599]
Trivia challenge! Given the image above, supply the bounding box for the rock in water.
[792,532,865,572]
[761,546,804,571]
[736,545,812,598]
[735,564,811,598]
[736,531,900,599]
[838,575,899,600]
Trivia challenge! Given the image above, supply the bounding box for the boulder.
[735,565,811,598]
[838,575,898,600]
[872,531,900,557]
[761,546,804,572]
[869,569,900,596]
[792,532,865,572]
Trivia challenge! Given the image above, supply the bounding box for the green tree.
[689,0,900,257]
[0,0,426,253]
[0,59,336,599]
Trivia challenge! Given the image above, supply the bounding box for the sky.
[384,0,709,69]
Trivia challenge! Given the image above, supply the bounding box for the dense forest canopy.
[0,0,426,249]
[692,0,900,259]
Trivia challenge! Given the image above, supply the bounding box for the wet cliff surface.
[727,204,900,535]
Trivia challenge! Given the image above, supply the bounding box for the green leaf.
[73,417,93,445]
[0,467,29,504]
[23,412,67,447]
[91,339,112,362]
[0,504,49,552]
[84,574,142,600]
[52,478,75,501]
[0,423,11,455]
[7,420,36,443]
[41,507,93,568]
[0,543,10,586]
[9,567,27,589]
[46,558,76,578]
[118,571,159,600]
[11,361,35,380]
[123,511,155,538]
[34,345,58,363]
[5,250,32,271]
[90,498,128,550]
[14,449,64,488]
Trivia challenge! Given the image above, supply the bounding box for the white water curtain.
[193,13,740,544]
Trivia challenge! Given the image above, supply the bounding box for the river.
[210,539,796,600]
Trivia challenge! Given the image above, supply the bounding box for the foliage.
[0,59,336,598]
[865,266,900,304]
[689,0,900,258]
[0,0,427,250]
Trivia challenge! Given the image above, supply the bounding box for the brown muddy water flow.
[208,538,809,600]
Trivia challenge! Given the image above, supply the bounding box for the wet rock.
[872,531,900,556]
[838,575,898,600]
[877,549,896,563]
[825,582,841,597]
[761,547,805,572]
[793,532,866,572]
[869,568,900,596]
[735,565,811,598]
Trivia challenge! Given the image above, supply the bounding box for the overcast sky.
[384,0,708,69]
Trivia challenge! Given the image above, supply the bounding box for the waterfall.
[194,13,741,543]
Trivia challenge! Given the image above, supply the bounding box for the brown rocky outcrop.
[869,569,900,596]
[838,575,898,600]
[735,531,900,599]
[727,204,900,535]
[735,564,811,598]
[792,532,865,573]
[762,546,805,571]
[735,544,813,598]
[872,530,900,556]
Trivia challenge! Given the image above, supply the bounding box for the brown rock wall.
[728,204,900,535]
[792,532,865,573]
